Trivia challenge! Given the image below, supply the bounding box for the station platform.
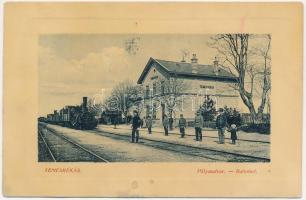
[98,124,270,159]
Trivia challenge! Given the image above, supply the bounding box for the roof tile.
[155,58,236,78]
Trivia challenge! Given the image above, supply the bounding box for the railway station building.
[136,54,239,123]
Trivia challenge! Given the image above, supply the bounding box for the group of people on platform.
[129,108,238,145]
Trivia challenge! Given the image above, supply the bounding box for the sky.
[39,34,221,116]
[38,34,270,116]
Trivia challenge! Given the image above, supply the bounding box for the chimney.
[82,97,88,112]
[191,53,198,64]
[191,53,198,74]
[213,57,219,75]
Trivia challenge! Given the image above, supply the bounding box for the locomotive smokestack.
[213,56,219,75]
[82,97,88,112]
[191,53,198,74]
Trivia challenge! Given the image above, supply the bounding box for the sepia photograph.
[3,2,302,197]
[38,34,271,162]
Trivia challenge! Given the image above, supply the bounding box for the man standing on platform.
[145,115,153,134]
[216,108,228,144]
[163,114,170,136]
[131,110,141,143]
[178,114,187,138]
[194,112,204,141]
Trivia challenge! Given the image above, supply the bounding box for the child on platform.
[228,123,238,144]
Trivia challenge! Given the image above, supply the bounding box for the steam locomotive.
[41,97,98,130]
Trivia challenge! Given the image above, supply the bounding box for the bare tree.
[105,80,144,120]
[208,34,271,123]
[87,97,105,117]
[155,74,188,118]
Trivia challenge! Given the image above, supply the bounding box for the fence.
[241,113,270,124]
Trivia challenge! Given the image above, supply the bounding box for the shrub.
[223,106,242,126]
[240,123,270,134]
[198,96,217,121]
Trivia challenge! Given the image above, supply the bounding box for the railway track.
[38,129,56,162]
[91,129,270,162]
[39,123,269,162]
[38,126,109,162]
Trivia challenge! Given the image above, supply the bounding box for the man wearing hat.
[131,110,141,143]
[216,108,228,144]
[194,111,204,141]
[178,114,187,138]
[163,114,170,136]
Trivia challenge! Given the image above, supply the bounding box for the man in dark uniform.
[131,110,141,143]
[178,114,187,138]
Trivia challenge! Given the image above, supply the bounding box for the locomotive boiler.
[43,97,98,130]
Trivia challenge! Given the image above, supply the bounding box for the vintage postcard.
[3,2,302,197]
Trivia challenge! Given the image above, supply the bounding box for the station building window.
[145,85,150,98]
[153,103,157,119]
[161,81,165,95]
[153,83,157,96]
